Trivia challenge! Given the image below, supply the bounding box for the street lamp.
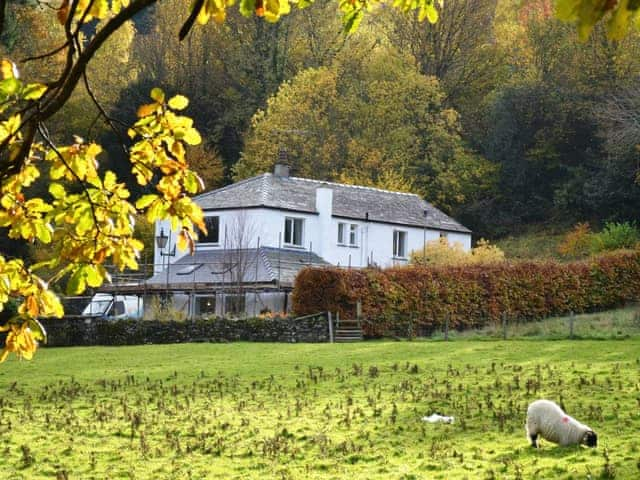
[423,209,429,264]
[155,228,176,307]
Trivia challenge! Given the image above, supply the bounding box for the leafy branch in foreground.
[0,60,205,360]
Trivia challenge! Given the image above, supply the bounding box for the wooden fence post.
[569,311,574,339]
[444,313,450,341]
[328,311,334,343]
[502,312,508,340]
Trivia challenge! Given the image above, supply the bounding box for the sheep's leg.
[529,433,538,448]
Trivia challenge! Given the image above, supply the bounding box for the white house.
[146,164,471,317]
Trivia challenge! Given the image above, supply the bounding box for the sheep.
[525,399,597,448]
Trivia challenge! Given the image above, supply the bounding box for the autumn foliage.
[292,251,640,336]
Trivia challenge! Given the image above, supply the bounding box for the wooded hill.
[3,0,639,241]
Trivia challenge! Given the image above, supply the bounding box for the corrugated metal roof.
[194,173,471,233]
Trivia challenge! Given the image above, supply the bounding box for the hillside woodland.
[1,0,639,245]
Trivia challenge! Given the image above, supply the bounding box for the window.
[110,301,125,317]
[338,222,358,246]
[196,296,216,315]
[338,223,345,244]
[393,230,407,258]
[199,216,220,244]
[284,217,304,246]
[439,232,448,239]
[349,224,358,246]
[225,294,245,316]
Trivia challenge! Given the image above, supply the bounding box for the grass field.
[0,338,639,479]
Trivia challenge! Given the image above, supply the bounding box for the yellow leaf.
[0,59,18,79]
[168,95,189,110]
[137,103,158,118]
[150,87,165,103]
[183,128,202,146]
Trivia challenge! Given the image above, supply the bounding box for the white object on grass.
[422,413,455,424]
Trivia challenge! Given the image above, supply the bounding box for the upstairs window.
[199,216,220,244]
[284,217,304,247]
[338,222,358,247]
[439,232,448,239]
[393,230,407,258]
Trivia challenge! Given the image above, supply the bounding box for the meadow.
[0,336,639,479]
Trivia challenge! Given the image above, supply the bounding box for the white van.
[82,293,143,320]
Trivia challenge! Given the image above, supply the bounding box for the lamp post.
[423,209,429,264]
[155,228,175,308]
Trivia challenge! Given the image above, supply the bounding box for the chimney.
[274,163,290,177]
[315,187,333,259]
[274,148,290,177]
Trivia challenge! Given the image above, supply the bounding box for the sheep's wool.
[526,399,593,446]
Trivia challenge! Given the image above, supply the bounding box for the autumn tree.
[0,0,636,361]
[237,43,497,212]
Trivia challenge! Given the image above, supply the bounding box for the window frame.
[393,230,408,259]
[196,296,217,316]
[337,222,359,247]
[284,216,305,247]
[225,294,246,316]
[199,216,221,245]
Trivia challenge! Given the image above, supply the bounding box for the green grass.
[1,338,639,479]
[494,229,565,261]
[433,306,640,341]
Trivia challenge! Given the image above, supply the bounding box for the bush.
[410,238,504,266]
[558,223,592,258]
[591,221,639,253]
[470,239,505,264]
[292,251,640,336]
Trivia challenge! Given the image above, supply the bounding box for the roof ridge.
[194,173,269,200]
[288,176,420,197]
[260,174,271,204]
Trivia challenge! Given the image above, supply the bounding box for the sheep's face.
[582,430,597,448]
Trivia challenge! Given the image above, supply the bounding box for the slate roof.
[194,173,471,233]
[146,247,329,289]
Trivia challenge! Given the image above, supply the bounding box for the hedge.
[291,250,640,336]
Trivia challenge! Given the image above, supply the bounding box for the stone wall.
[40,315,330,347]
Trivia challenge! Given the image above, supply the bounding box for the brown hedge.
[291,251,640,335]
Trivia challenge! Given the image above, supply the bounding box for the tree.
[237,44,496,212]
[383,0,502,106]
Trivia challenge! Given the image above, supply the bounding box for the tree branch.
[179,0,204,41]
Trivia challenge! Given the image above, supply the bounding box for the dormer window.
[198,216,220,244]
[284,217,304,247]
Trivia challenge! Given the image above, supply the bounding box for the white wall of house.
[154,202,471,271]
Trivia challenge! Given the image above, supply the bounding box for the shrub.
[591,221,639,253]
[410,237,504,266]
[410,237,467,266]
[558,223,592,258]
[470,239,505,264]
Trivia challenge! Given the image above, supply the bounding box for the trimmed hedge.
[292,251,640,336]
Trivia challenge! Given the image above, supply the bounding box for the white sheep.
[525,399,597,448]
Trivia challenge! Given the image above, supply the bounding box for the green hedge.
[292,251,640,335]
